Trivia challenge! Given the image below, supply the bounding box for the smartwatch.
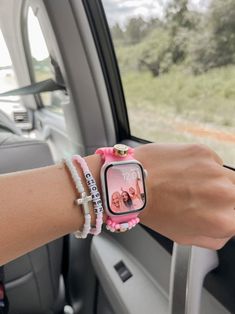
[96,144,147,232]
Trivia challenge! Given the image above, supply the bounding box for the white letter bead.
[94,206,103,213]
[91,185,97,192]
[94,199,102,206]
[85,172,92,179]
[92,192,100,200]
[87,179,95,186]
[120,223,129,231]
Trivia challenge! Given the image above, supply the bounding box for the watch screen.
[105,162,146,215]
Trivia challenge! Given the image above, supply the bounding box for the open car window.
[26,6,66,115]
[102,0,235,166]
[0,29,19,102]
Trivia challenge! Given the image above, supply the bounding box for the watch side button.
[144,169,148,178]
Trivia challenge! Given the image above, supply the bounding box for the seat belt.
[0,78,66,97]
[0,267,9,314]
[0,56,66,98]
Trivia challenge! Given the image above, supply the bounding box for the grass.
[118,66,235,165]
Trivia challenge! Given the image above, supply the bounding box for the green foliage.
[114,29,172,76]
[187,0,235,73]
[122,65,235,136]
[124,17,147,44]
[137,29,173,76]
[123,67,235,165]
[165,0,198,63]
[111,23,124,44]
[112,0,235,76]
[109,1,235,164]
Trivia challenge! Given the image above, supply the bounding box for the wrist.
[133,145,152,224]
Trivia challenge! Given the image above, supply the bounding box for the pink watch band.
[96,146,135,162]
[96,145,141,232]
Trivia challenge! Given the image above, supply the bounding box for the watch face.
[104,162,146,215]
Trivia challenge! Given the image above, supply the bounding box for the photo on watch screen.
[106,163,145,214]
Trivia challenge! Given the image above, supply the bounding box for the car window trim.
[83,0,131,142]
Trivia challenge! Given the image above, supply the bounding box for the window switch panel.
[114,261,133,282]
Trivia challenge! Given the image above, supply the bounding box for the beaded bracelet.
[64,158,92,239]
[72,155,104,236]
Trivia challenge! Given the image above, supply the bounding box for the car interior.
[0,0,235,314]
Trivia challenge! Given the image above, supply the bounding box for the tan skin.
[0,143,235,265]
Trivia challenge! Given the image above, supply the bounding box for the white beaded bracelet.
[72,155,104,236]
[64,158,92,239]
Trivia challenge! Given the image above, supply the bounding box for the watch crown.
[113,144,129,157]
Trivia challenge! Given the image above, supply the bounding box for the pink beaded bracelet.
[106,217,140,232]
[64,158,92,239]
[72,155,104,236]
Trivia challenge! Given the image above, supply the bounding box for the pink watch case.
[96,145,147,232]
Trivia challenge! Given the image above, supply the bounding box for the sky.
[102,0,210,27]
[102,0,168,26]
[0,0,210,67]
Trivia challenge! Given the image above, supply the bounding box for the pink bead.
[115,224,120,230]
[111,222,116,228]
[129,221,133,227]
[107,219,112,226]
[136,217,140,224]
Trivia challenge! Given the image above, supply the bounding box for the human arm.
[0,154,102,265]
[0,143,235,265]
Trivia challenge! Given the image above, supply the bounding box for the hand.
[134,143,235,250]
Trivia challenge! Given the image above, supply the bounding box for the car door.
[69,1,234,313]
[1,1,235,313]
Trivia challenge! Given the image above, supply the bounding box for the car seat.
[0,110,65,314]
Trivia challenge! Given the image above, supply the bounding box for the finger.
[213,152,224,165]
[223,166,235,185]
[190,208,235,239]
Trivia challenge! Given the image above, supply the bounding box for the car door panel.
[91,227,230,314]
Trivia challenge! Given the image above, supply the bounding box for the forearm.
[1,143,235,264]
[0,154,102,265]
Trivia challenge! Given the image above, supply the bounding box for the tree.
[187,0,235,74]
[125,17,147,44]
[111,23,124,43]
[166,0,192,31]
[165,0,199,63]
[209,0,235,66]
[138,29,173,77]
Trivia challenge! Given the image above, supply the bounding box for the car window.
[0,29,18,101]
[26,7,66,115]
[0,29,29,127]
[102,0,235,165]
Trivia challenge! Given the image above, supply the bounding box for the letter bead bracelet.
[64,156,103,238]
[72,155,103,236]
